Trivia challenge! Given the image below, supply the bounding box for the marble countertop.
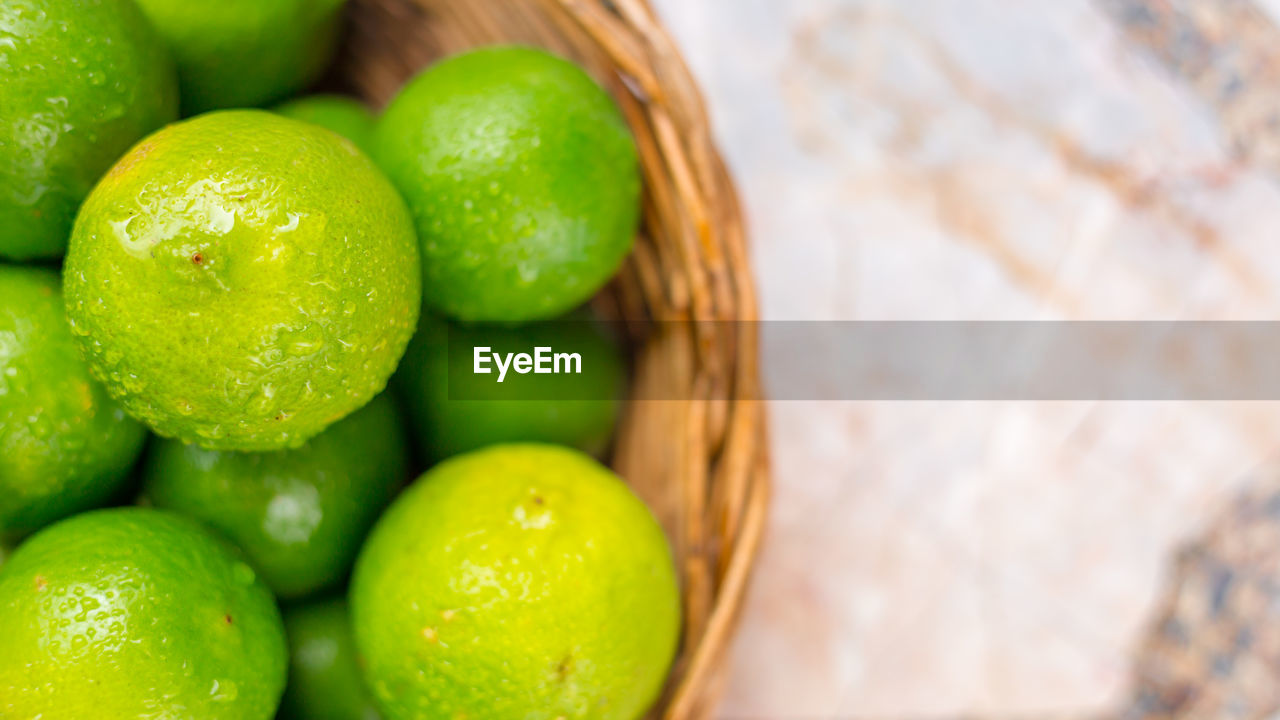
[648,0,1280,716]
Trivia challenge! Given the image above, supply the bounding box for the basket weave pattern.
[336,1,770,717]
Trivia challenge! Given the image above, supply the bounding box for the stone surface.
[649,0,1280,716]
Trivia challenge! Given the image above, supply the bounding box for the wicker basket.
[334,1,770,717]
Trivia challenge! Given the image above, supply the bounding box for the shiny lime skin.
[393,312,624,460]
[275,95,376,154]
[132,0,346,115]
[0,265,147,542]
[351,444,680,720]
[0,0,178,260]
[373,46,640,322]
[64,110,422,451]
[142,394,407,600]
[0,508,288,719]
[281,597,382,720]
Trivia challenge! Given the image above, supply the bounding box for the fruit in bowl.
[0,0,177,260]
[0,0,682,709]
[375,46,640,323]
[64,110,421,451]
[131,0,348,114]
[0,265,147,541]
[0,508,288,719]
[142,393,408,600]
[351,444,680,720]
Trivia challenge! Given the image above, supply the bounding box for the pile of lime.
[0,2,679,719]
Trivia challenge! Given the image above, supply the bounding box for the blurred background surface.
[647,0,1280,716]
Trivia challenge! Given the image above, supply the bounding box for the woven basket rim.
[337,2,772,717]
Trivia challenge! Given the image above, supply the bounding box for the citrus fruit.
[394,312,624,460]
[373,45,640,322]
[64,110,421,451]
[0,0,178,260]
[0,265,148,542]
[0,507,288,719]
[350,444,680,720]
[281,597,382,720]
[275,94,376,154]
[131,0,347,114]
[142,393,408,600]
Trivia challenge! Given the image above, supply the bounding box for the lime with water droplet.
[0,266,147,542]
[131,0,346,114]
[142,393,407,600]
[0,0,178,260]
[351,444,679,720]
[0,508,287,719]
[65,110,421,451]
[373,46,639,322]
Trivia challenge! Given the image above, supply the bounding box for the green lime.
[0,0,178,260]
[142,393,407,600]
[275,95,376,154]
[350,444,680,720]
[64,110,421,451]
[281,597,382,720]
[0,507,288,719]
[373,46,640,322]
[394,312,624,460]
[132,0,347,115]
[0,265,148,542]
